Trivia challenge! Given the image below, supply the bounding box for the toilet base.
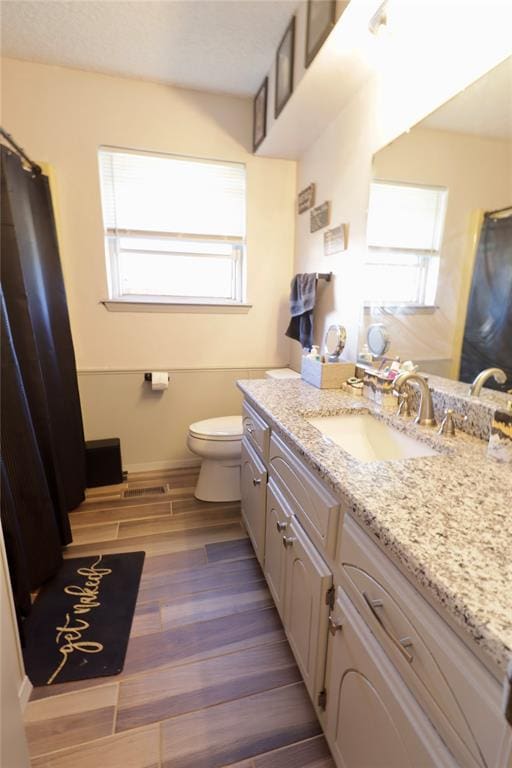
[194,459,241,502]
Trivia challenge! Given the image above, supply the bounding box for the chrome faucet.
[393,372,437,427]
[469,368,507,397]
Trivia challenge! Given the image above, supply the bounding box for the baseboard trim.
[19,675,32,711]
[124,458,201,473]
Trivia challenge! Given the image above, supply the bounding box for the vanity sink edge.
[304,409,447,463]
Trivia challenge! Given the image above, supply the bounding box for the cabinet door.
[264,480,291,620]
[283,518,332,704]
[324,589,456,768]
[240,438,267,566]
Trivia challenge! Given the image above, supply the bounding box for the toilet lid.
[189,415,243,441]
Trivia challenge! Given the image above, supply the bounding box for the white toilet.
[187,415,243,502]
[187,371,299,503]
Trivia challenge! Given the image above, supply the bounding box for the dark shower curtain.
[460,211,512,389]
[1,144,86,614]
[1,290,62,607]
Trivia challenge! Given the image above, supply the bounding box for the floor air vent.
[123,485,167,498]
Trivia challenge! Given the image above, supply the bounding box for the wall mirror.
[359,55,512,393]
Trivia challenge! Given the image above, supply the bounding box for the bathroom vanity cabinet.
[278,505,332,702]
[263,480,290,619]
[239,392,510,768]
[240,439,266,565]
[241,401,270,566]
[324,588,453,767]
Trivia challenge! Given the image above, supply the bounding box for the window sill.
[363,304,437,315]
[101,300,252,314]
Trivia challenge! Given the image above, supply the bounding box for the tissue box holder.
[301,357,355,389]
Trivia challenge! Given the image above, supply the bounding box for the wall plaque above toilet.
[310,201,330,233]
[298,183,316,213]
[324,223,349,255]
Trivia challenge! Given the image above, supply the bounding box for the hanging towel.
[285,273,317,350]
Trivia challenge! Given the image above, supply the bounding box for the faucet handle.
[438,409,456,437]
[396,386,413,417]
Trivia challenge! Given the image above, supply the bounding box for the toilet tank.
[265,368,301,380]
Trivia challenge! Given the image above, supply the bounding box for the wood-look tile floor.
[24,467,335,768]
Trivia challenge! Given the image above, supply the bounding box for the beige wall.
[1,58,296,466]
[290,82,376,370]
[78,367,269,471]
[368,127,512,374]
[1,58,296,371]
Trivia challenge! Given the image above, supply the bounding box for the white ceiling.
[421,55,512,140]
[0,0,299,97]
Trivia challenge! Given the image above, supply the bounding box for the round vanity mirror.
[367,323,390,357]
[324,324,347,361]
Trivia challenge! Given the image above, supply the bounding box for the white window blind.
[98,148,246,304]
[367,182,446,251]
[365,181,448,306]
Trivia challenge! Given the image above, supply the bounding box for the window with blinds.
[365,181,448,307]
[98,148,246,304]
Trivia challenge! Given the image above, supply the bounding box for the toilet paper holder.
[144,372,170,382]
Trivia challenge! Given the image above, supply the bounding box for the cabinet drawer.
[341,515,503,768]
[269,431,340,556]
[242,401,270,461]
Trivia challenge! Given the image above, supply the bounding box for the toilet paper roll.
[151,372,168,391]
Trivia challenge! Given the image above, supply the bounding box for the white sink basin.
[306,413,439,462]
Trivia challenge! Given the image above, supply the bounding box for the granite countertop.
[237,378,512,680]
[425,373,511,411]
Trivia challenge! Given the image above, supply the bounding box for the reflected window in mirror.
[365,181,448,307]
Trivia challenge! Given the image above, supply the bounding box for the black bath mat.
[22,551,145,686]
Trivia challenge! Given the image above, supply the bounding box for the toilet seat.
[189,415,243,442]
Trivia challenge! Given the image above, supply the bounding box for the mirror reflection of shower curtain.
[460,211,512,389]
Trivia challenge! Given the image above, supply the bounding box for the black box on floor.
[85,438,123,487]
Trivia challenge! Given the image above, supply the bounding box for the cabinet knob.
[252,478,262,486]
[276,521,287,532]
[328,615,342,635]
[282,536,295,548]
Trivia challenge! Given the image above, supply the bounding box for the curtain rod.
[487,205,512,217]
[0,127,41,174]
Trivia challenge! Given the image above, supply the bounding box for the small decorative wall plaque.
[310,201,330,233]
[298,183,316,214]
[324,224,348,255]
